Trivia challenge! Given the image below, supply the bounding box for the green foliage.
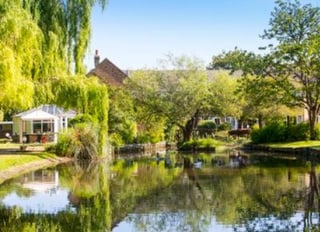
[251,121,286,144]
[251,121,310,144]
[21,0,108,74]
[314,123,320,140]
[285,123,310,142]
[208,71,243,118]
[69,114,93,127]
[209,1,320,140]
[115,120,136,144]
[198,120,217,130]
[53,75,109,156]
[0,0,108,114]
[109,133,124,147]
[262,1,320,140]
[0,1,41,111]
[218,122,231,131]
[108,88,136,144]
[126,55,209,142]
[134,107,165,144]
[179,138,219,151]
[55,123,98,159]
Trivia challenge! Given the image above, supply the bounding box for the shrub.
[179,140,196,151]
[68,114,93,127]
[134,134,151,144]
[197,120,217,130]
[314,123,320,140]
[56,123,99,159]
[251,121,286,144]
[285,123,309,141]
[179,138,218,151]
[251,121,311,144]
[197,120,216,138]
[109,133,124,147]
[218,122,231,131]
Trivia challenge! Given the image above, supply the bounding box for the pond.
[0,151,319,232]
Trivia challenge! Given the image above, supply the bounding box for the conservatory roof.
[15,109,58,120]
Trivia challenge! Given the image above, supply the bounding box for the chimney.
[94,49,100,67]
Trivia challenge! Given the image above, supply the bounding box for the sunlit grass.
[266,141,320,148]
[0,143,21,149]
[0,153,57,171]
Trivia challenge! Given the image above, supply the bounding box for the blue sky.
[85,0,320,70]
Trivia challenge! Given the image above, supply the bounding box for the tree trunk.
[258,114,263,129]
[308,108,317,140]
[182,110,200,142]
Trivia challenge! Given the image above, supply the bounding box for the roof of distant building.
[87,51,128,87]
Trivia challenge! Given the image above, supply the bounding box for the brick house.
[86,50,128,87]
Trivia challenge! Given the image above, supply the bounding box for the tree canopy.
[210,0,320,139]
[126,55,209,142]
[0,0,107,115]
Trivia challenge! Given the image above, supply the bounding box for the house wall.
[12,117,32,135]
[0,122,13,138]
[206,116,238,130]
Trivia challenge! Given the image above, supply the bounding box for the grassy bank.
[0,152,71,185]
[0,152,57,171]
[265,141,320,149]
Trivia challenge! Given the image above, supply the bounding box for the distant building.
[87,50,128,87]
[12,104,76,143]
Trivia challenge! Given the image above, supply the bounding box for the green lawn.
[0,153,57,171]
[266,141,320,148]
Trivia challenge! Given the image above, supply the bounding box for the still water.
[0,151,319,232]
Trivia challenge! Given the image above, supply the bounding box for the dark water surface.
[0,151,319,232]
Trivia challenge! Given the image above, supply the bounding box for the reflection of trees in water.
[110,158,184,229]
[118,157,211,232]
[0,160,111,232]
[115,156,316,232]
[303,162,320,230]
[2,155,320,231]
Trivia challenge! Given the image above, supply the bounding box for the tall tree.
[207,70,242,121]
[22,0,107,74]
[126,55,209,143]
[261,0,320,139]
[210,0,320,139]
[0,1,42,112]
[0,0,107,114]
[53,75,109,155]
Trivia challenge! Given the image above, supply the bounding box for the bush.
[218,122,231,131]
[314,123,320,140]
[69,114,93,127]
[197,120,216,138]
[197,120,217,130]
[251,121,286,144]
[285,123,309,141]
[179,138,218,151]
[109,133,124,147]
[56,123,99,159]
[134,134,151,144]
[251,121,311,144]
[178,140,196,151]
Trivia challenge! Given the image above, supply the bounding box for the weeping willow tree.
[0,0,107,110]
[53,75,109,156]
[0,1,42,113]
[21,0,107,75]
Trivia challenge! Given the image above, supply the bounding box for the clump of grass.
[179,138,223,151]
[55,123,99,159]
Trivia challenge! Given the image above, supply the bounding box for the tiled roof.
[87,58,128,87]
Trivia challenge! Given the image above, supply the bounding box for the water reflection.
[0,152,320,231]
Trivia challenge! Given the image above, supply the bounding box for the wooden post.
[19,119,23,143]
